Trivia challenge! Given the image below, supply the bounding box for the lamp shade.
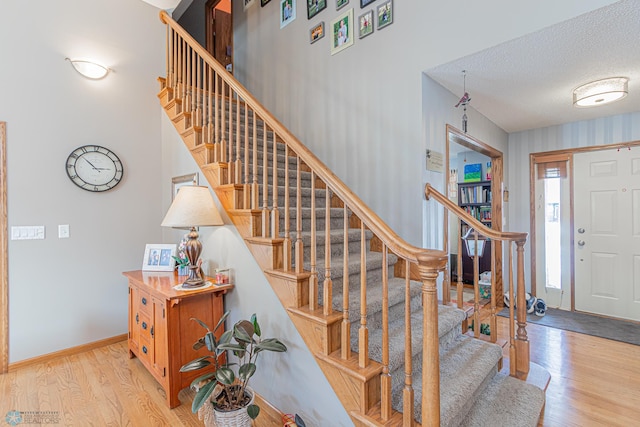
[573,77,628,107]
[66,58,110,80]
[161,186,224,228]
[462,228,487,258]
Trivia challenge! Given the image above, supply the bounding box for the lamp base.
[182,265,205,289]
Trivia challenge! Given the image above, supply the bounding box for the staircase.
[157,11,547,427]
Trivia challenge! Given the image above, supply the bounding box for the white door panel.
[574,147,640,321]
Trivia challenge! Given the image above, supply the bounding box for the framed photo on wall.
[142,244,177,272]
[330,8,354,55]
[261,0,271,6]
[336,0,349,10]
[376,0,393,29]
[360,0,375,8]
[307,0,327,19]
[244,0,257,11]
[280,0,297,28]
[358,9,373,39]
[310,21,325,44]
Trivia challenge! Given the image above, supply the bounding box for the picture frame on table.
[171,173,198,201]
[376,0,393,29]
[307,0,327,19]
[310,21,325,44]
[330,7,354,55]
[336,0,349,10]
[358,9,373,39]
[280,0,297,28]
[142,244,177,272]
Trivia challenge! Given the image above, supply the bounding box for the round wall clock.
[66,145,124,192]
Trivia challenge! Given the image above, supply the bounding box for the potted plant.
[180,311,287,427]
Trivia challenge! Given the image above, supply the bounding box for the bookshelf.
[457,180,492,283]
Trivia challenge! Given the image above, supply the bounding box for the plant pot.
[198,386,255,427]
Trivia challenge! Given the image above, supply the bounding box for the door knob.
[578,240,585,246]
[578,228,585,234]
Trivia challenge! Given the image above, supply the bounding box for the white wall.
[232,0,616,246]
[160,115,353,426]
[0,0,166,362]
[508,112,640,292]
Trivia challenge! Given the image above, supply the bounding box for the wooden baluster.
[418,255,441,427]
[341,205,351,360]
[214,72,220,162]
[243,103,250,208]
[165,25,170,89]
[185,45,191,112]
[489,240,497,344]
[457,220,464,311]
[251,111,258,209]
[358,223,368,368]
[402,261,414,427]
[227,90,234,183]
[282,145,291,270]
[380,244,391,421]
[194,50,200,127]
[178,37,183,99]
[294,157,304,273]
[220,82,226,161]
[261,124,269,238]
[515,240,530,378]
[207,66,213,146]
[442,208,450,305]
[191,46,196,113]
[322,187,332,316]
[309,172,318,310]
[235,95,241,183]
[473,232,480,339]
[508,241,516,377]
[271,132,280,239]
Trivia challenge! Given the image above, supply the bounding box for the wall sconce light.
[66,58,111,80]
[462,228,487,258]
[573,77,628,107]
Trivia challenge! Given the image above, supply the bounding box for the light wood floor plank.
[2,323,640,426]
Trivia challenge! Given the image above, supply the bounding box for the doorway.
[206,0,233,72]
[446,125,504,300]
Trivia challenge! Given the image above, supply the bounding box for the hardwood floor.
[1,320,639,426]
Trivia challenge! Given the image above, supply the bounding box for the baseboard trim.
[8,334,127,371]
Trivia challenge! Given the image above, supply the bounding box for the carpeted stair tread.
[361,305,468,374]
[458,373,545,427]
[395,335,504,427]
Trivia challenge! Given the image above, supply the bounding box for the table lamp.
[161,185,224,288]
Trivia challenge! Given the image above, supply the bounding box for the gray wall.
[177,0,207,46]
[0,0,166,362]
[232,0,616,247]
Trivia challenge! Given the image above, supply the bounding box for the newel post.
[417,252,447,427]
[515,240,530,378]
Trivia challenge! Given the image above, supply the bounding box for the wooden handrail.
[425,183,526,243]
[160,10,444,265]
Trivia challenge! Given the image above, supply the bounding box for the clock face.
[66,145,124,192]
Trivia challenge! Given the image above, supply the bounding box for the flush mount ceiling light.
[66,58,110,80]
[573,77,629,107]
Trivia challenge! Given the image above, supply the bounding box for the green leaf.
[255,339,287,353]
[189,372,216,389]
[234,321,254,343]
[190,317,211,332]
[295,414,306,427]
[179,356,212,372]
[247,404,260,420]
[215,367,235,385]
[204,331,217,352]
[213,311,230,333]
[250,313,261,337]
[238,362,256,381]
[217,342,246,352]
[191,379,216,413]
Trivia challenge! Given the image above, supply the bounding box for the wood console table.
[123,270,233,408]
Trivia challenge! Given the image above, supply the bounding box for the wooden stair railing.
[424,183,531,379]
[159,11,448,426]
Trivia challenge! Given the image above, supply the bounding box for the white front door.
[574,147,640,321]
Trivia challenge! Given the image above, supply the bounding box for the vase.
[177,265,189,276]
[198,386,255,427]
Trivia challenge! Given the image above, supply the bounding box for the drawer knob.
[142,322,147,330]
[142,346,148,354]
[150,326,154,337]
[136,313,139,324]
[141,297,147,305]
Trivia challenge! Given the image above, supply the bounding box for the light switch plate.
[58,224,70,238]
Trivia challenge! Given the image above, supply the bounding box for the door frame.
[205,0,233,70]
[1,122,7,373]
[446,124,504,300]
[529,139,640,312]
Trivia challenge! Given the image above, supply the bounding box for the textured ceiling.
[140,0,181,10]
[427,0,640,133]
